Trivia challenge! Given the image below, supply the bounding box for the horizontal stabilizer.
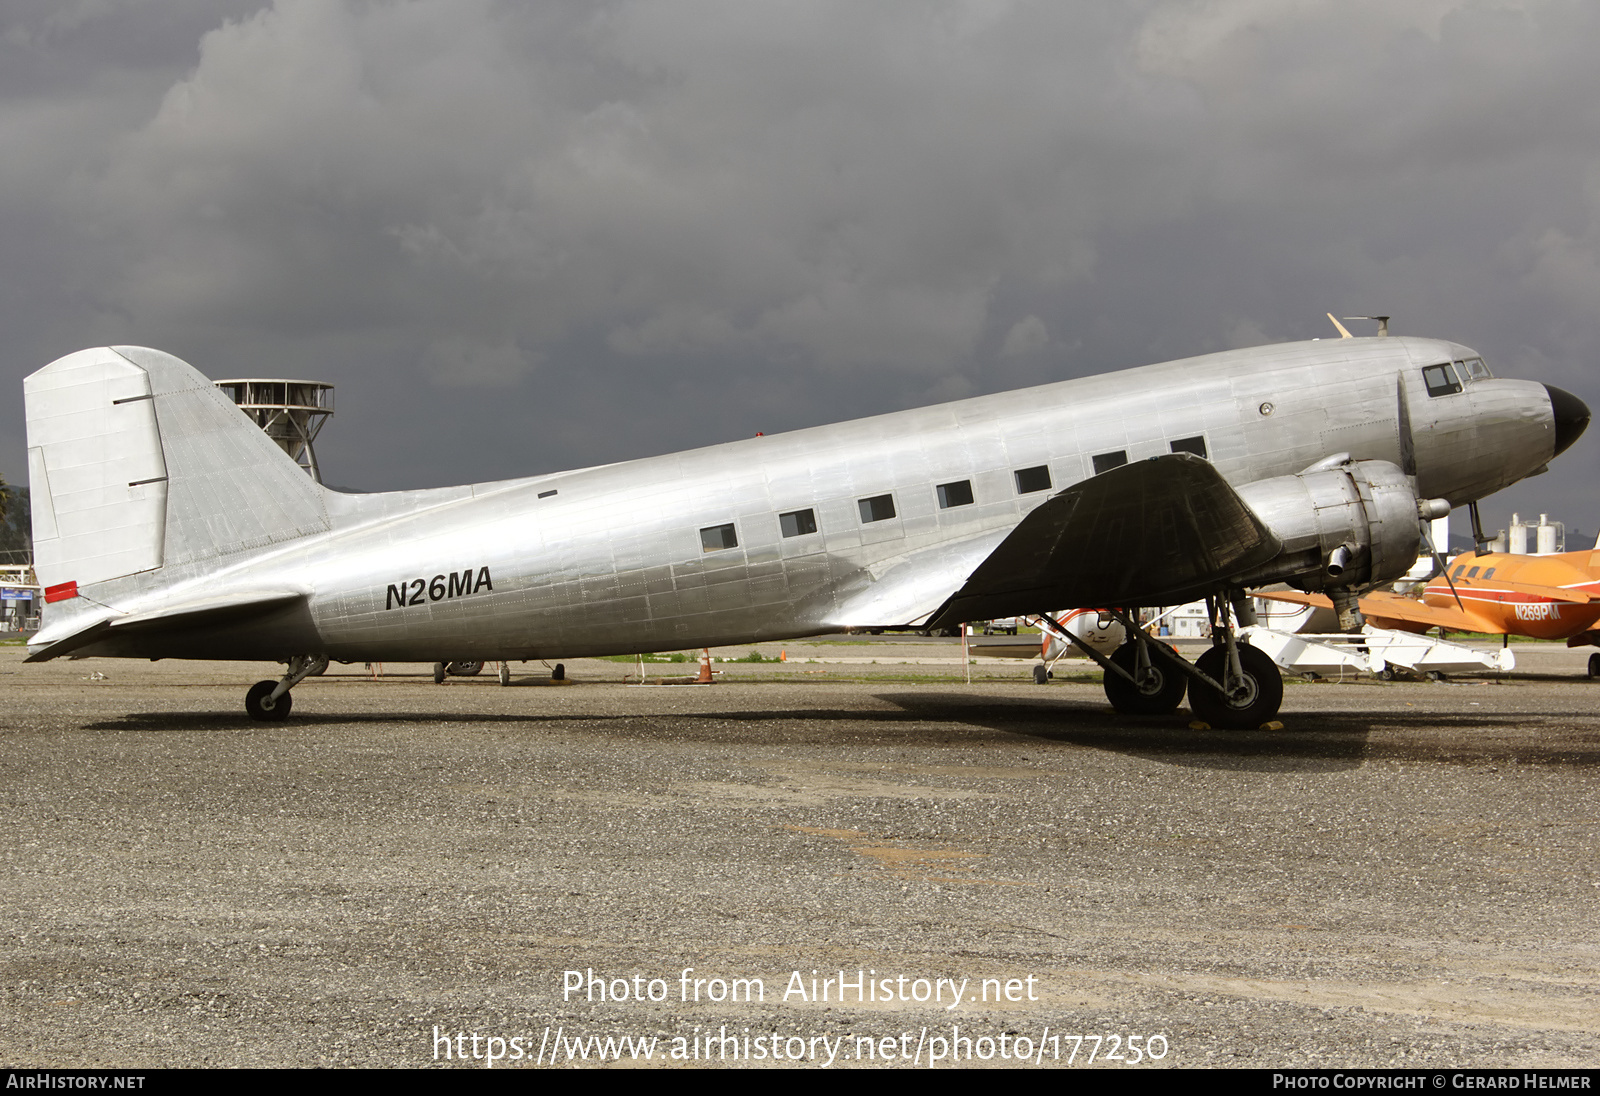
[25,589,306,662]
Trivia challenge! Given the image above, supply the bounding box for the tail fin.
[25,346,329,608]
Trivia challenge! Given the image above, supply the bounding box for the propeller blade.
[1421,524,1465,612]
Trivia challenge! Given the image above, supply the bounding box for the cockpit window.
[1460,357,1492,381]
[1423,363,1463,397]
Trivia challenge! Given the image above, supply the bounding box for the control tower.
[214,378,334,482]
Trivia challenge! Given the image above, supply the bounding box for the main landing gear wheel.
[1102,640,1188,715]
[1589,653,1600,679]
[1189,645,1282,730]
[245,679,292,722]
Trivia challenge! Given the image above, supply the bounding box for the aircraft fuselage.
[35,335,1570,664]
[1419,550,1600,640]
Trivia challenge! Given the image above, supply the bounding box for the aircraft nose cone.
[1546,384,1591,457]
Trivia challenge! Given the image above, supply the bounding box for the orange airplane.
[1261,546,1600,675]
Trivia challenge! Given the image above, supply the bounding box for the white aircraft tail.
[24,346,330,623]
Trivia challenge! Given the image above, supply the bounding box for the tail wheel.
[245,679,292,722]
[1189,645,1282,730]
[1102,640,1188,715]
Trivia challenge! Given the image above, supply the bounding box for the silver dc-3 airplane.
[22,335,1589,728]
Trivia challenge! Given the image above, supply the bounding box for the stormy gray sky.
[4,0,1598,542]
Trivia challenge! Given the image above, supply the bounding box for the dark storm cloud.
[2,0,1597,537]
[86,1,1154,377]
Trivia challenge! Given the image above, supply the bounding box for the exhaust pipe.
[1327,543,1355,578]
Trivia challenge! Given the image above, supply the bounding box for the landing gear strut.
[1102,636,1188,714]
[1185,593,1284,729]
[245,654,327,721]
[1037,609,1187,716]
[1037,594,1285,729]
[1189,644,1282,729]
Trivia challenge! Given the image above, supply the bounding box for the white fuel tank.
[1043,609,1126,660]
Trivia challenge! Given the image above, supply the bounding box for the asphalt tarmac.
[1,638,1596,1069]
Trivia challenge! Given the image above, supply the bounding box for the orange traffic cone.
[697,648,713,683]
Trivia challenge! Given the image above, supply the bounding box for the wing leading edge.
[1255,589,1495,634]
[928,453,1283,627]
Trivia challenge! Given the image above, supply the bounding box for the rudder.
[25,346,330,603]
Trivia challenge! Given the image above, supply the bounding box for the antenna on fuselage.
[1327,313,1354,338]
[1344,315,1391,337]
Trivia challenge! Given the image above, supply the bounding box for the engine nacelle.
[1233,458,1422,592]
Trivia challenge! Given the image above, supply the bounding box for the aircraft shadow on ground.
[81,710,623,732]
[875,691,1374,773]
[874,691,1600,772]
[82,692,1600,773]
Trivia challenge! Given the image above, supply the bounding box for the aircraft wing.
[1271,576,1597,636]
[1251,590,1334,612]
[1359,591,1504,632]
[826,530,1010,630]
[1256,588,1498,634]
[926,453,1282,627]
[1492,582,1594,604]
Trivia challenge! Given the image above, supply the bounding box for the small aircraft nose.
[1546,384,1591,457]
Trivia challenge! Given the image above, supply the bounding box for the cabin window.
[1014,465,1052,494]
[858,494,897,523]
[779,508,818,537]
[1170,436,1208,458]
[700,523,738,552]
[1452,565,1466,579]
[1423,363,1463,398]
[1483,568,1496,580]
[1092,450,1128,475]
[1466,566,1480,579]
[936,480,975,509]
[538,489,558,499]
